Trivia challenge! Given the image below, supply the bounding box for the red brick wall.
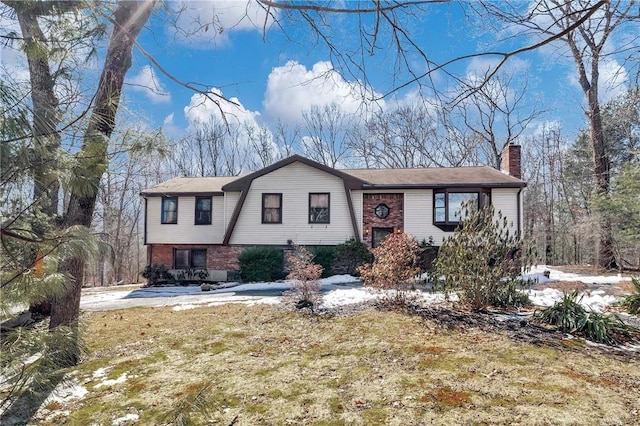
[362,193,404,247]
[501,144,522,179]
[148,244,243,271]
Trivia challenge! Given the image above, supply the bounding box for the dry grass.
[29,304,640,425]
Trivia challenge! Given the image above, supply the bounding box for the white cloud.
[597,59,629,103]
[184,87,261,129]
[168,0,276,47]
[465,56,530,83]
[126,66,171,104]
[263,60,384,124]
[566,58,628,104]
[161,113,183,138]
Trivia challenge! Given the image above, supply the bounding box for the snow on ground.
[79,267,633,313]
[523,265,630,285]
[526,288,618,313]
[41,380,88,405]
[523,265,631,313]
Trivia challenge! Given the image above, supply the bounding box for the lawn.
[29,303,640,425]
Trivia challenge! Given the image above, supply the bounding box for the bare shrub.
[357,232,422,306]
[285,245,323,311]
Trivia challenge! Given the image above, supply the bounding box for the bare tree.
[301,103,355,167]
[167,118,252,177]
[94,126,166,286]
[455,72,543,169]
[362,104,440,168]
[477,0,639,268]
[272,120,299,159]
[357,102,480,168]
[245,122,280,169]
[522,127,568,264]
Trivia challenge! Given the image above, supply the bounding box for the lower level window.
[174,249,207,269]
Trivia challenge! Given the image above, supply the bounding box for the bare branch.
[258,0,450,14]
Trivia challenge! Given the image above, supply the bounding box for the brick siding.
[362,193,404,247]
[501,144,522,179]
[148,244,243,271]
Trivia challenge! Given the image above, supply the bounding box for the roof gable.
[220,155,367,191]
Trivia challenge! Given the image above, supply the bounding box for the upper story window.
[262,193,282,224]
[309,193,330,224]
[195,197,212,225]
[161,197,178,224]
[434,189,490,231]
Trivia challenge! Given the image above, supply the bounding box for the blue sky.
[2,1,636,153]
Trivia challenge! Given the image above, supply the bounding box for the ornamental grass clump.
[535,290,638,346]
[430,202,535,311]
[357,232,422,306]
[621,277,640,315]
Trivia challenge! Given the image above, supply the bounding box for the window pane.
[197,198,211,210]
[435,193,445,208]
[435,207,446,222]
[448,193,478,222]
[310,193,329,208]
[195,197,212,225]
[264,194,280,208]
[162,197,178,224]
[310,193,329,223]
[263,194,281,223]
[174,249,189,268]
[372,228,393,248]
[192,250,207,268]
[264,208,281,223]
[481,191,491,208]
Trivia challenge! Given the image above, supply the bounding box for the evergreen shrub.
[310,246,338,278]
[334,238,372,276]
[239,247,284,282]
[430,202,535,311]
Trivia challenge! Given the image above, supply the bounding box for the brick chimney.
[501,143,522,179]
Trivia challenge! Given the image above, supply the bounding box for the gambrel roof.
[141,155,525,197]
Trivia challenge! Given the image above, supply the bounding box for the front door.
[372,227,394,248]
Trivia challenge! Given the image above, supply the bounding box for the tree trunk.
[567,24,617,270]
[585,57,617,270]
[49,1,154,337]
[16,9,61,217]
[16,5,64,317]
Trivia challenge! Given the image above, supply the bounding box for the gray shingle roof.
[140,176,241,196]
[141,158,524,195]
[342,166,524,187]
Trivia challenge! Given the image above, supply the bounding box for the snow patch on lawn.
[81,268,633,314]
[524,265,630,285]
[526,288,618,313]
[94,372,128,389]
[43,380,88,404]
[113,413,139,425]
[322,288,379,307]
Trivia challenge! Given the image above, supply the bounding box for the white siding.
[229,162,355,245]
[146,196,225,244]
[491,187,521,234]
[401,188,522,246]
[403,189,441,244]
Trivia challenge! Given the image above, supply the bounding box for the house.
[141,144,524,280]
